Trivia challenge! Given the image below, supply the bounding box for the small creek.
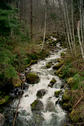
[4,42,67,126]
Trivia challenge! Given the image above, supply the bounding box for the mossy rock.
[36,89,47,98]
[69,109,80,123]
[62,103,72,111]
[48,78,56,88]
[62,90,70,102]
[53,60,64,70]
[58,73,64,78]
[67,77,74,87]
[56,58,63,63]
[26,72,40,84]
[50,78,56,84]
[54,65,64,78]
[54,90,61,97]
[0,96,10,105]
[12,76,22,87]
[30,60,38,65]
[31,99,44,111]
[46,62,52,68]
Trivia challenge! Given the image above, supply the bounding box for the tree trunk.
[65,0,73,49]
[30,0,33,40]
[41,0,47,51]
[77,21,84,59]
[71,0,76,55]
[80,0,84,46]
[62,0,72,53]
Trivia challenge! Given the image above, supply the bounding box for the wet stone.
[31,100,44,112]
[36,89,47,98]
[48,78,56,88]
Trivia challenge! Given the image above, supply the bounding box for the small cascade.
[4,42,67,126]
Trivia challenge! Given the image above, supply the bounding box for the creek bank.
[0,36,55,108]
[54,52,84,125]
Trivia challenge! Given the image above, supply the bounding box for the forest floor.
[55,49,84,126]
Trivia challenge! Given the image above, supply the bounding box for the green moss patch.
[0,95,10,105]
[46,62,52,68]
[36,89,47,98]
[53,60,64,70]
[31,99,44,111]
[62,90,71,102]
[54,90,61,97]
[26,72,40,84]
[48,78,56,88]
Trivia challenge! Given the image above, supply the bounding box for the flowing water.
[4,43,67,126]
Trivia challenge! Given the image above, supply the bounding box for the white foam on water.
[11,43,66,124]
[42,111,56,122]
[56,104,66,123]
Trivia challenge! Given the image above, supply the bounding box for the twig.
[13,76,24,126]
[12,96,21,126]
[73,95,83,109]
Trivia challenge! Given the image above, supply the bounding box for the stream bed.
[4,43,67,126]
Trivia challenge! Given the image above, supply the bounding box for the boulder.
[53,62,63,70]
[31,100,44,111]
[54,90,61,97]
[36,89,47,98]
[48,78,56,88]
[46,62,52,68]
[26,72,40,84]
[0,113,5,126]
[54,65,64,78]
[56,58,63,62]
